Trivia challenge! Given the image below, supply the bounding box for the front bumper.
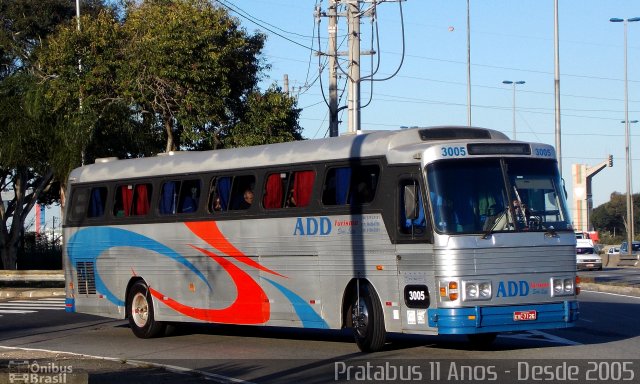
[428,301,579,334]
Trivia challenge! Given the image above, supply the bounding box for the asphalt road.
[1,289,640,383]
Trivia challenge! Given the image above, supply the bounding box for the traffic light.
[608,155,613,167]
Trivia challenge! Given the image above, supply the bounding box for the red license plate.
[513,310,537,321]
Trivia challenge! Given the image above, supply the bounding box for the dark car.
[619,241,640,255]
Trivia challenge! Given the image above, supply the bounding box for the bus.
[63,126,579,352]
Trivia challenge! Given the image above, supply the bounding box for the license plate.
[586,263,594,268]
[513,310,537,321]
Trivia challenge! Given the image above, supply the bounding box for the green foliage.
[120,0,267,151]
[223,85,303,148]
[1,0,304,268]
[591,192,640,241]
[0,0,106,77]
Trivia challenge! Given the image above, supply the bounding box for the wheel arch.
[340,278,386,329]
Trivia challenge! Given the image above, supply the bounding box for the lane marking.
[0,346,256,384]
[9,299,65,303]
[1,303,64,308]
[0,310,37,314]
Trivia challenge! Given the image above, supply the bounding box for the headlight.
[551,277,575,297]
[462,280,492,301]
[563,279,574,293]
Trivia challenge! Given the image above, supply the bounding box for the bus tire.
[467,332,497,348]
[350,282,386,352]
[127,281,166,338]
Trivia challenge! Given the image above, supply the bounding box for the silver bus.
[63,126,579,352]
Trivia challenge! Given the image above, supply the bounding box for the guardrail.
[617,253,639,267]
[0,270,64,288]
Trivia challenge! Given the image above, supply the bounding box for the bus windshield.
[426,158,571,235]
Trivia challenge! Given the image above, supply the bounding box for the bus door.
[395,174,437,332]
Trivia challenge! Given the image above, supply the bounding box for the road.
[1,290,640,383]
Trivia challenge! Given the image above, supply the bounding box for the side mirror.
[404,185,418,220]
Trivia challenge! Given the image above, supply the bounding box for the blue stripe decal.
[263,277,329,329]
[67,227,212,306]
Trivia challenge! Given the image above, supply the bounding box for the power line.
[217,0,320,53]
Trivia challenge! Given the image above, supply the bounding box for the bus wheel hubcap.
[132,293,149,327]
[352,299,369,337]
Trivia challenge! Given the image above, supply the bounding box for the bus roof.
[69,126,510,184]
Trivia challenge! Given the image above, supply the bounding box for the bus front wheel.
[350,283,386,352]
[127,281,166,338]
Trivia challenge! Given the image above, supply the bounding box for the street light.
[502,80,525,139]
[611,17,640,255]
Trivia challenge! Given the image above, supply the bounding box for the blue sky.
[226,0,640,211]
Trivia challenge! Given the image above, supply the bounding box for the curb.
[0,288,65,299]
[580,282,640,297]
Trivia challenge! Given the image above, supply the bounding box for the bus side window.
[69,188,90,221]
[159,181,178,215]
[291,170,315,208]
[88,187,107,218]
[114,183,152,217]
[322,165,378,206]
[159,180,200,214]
[208,176,232,213]
[263,173,286,209]
[263,170,315,209]
[177,180,200,214]
[230,175,256,211]
[132,183,152,216]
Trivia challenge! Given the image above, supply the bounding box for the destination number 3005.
[441,146,467,157]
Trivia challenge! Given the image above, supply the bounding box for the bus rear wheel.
[350,283,386,352]
[128,281,166,338]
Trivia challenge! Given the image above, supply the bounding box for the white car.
[576,246,603,271]
[608,246,620,255]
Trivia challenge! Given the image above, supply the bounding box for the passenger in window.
[212,196,222,211]
[285,188,296,207]
[237,188,254,210]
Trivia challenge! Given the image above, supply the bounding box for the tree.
[0,74,55,269]
[2,0,305,268]
[223,85,303,148]
[0,0,109,269]
[120,0,267,152]
[591,192,640,239]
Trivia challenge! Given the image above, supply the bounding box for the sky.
[223,0,640,214]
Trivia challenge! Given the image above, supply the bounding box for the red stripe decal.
[150,244,270,324]
[185,221,286,278]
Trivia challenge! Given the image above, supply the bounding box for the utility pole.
[319,1,400,136]
[283,74,289,94]
[554,0,562,176]
[466,0,472,126]
[347,0,361,135]
[328,0,339,137]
